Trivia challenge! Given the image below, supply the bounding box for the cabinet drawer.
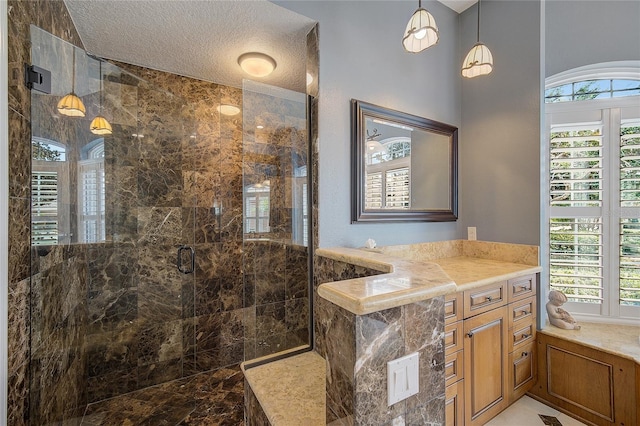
[446,380,465,426]
[508,274,536,303]
[509,341,536,403]
[445,349,464,387]
[463,281,507,318]
[510,321,536,352]
[508,297,536,329]
[445,320,464,355]
[445,292,463,325]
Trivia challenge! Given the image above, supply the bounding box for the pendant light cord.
[99,61,103,113]
[477,0,481,42]
[71,47,76,93]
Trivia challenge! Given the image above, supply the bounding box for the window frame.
[544,90,640,323]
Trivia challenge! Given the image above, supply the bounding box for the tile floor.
[80,365,244,425]
[486,396,587,426]
[63,367,586,426]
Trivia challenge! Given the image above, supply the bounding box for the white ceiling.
[64,0,316,92]
[439,0,477,14]
[63,0,474,93]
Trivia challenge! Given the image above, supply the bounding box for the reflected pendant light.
[462,0,493,78]
[402,0,439,53]
[57,47,86,117]
[90,60,112,135]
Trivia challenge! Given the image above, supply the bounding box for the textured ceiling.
[64,0,317,93]
[64,1,474,93]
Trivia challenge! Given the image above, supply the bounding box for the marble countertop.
[242,351,326,425]
[540,321,640,364]
[317,241,541,316]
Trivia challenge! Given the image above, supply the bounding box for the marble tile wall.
[245,378,273,426]
[314,256,445,425]
[82,61,252,402]
[314,257,384,423]
[29,244,88,424]
[7,1,85,424]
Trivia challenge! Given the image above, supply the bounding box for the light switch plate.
[387,352,419,406]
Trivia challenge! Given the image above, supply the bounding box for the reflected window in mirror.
[32,138,68,245]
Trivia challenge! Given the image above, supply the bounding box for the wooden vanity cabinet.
[463,305,510,426]
[444,273,538,426]
[445,291,465,426]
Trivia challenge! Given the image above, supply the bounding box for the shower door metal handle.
[177,245,195,274]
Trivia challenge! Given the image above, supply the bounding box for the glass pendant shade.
[402,3,439,53]
[461,0,493,78]
[58,48,85,117]
[90,60,112,135]
[90,115,112,135]
[461,42,493,78]
[57,92,86,117]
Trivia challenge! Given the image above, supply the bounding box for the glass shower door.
[29,25,198,423]
[242,80,311,362]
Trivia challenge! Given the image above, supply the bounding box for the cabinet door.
[463,306,509,426]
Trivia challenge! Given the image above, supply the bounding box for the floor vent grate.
[539,414,563,426]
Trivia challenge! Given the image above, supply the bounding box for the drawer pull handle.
[486,296,493,302]
[521,351,529,357]
[466,332,474,338]
[521,333,530,339]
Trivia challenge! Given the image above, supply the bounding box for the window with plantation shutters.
[31,138,70,246]
[549,124,604,306]
[244,185,270,234]
[365,172,383,209]
[385,167,410,208]
[619,119,640,308]
[78,159,106,243]
[546,89,640,320]
[32,171,59,245]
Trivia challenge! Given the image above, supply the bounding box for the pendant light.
[90,60,112,135]
[461,0,493,78]
[57,47,86,117]
[402,0,439,53]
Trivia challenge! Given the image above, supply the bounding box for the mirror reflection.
[352,100,458,222]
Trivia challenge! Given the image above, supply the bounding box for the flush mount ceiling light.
[57,48,86,117]
[90,60,112,135]
[462,0,493,78]
[237,52,277,78]
[402,0,439,53]
[217,104,241,116]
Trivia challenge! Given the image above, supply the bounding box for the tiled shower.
[7,1,314,423]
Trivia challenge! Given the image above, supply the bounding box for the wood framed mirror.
[351,99,458,223]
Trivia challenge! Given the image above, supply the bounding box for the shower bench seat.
[242,351,326,425]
